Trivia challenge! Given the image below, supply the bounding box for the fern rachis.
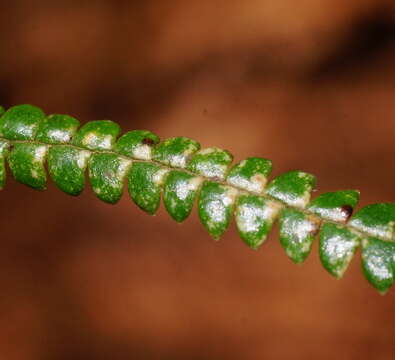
[0,104,394,294]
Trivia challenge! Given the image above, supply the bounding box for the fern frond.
[1,104,394,294]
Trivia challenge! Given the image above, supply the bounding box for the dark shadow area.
[310,9,395,81]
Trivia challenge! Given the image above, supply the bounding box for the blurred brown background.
[0,1,395,359]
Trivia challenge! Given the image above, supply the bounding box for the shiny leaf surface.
[48,145,91,195]
[128,162,168,215]
[187,147,233,180]
[319,223,360,278]
[266,170,316,208]
[89,153,131,204]
[8,143,48,190]
[279,208,320,263]
[198,181,237,240]
[362,237,395,294]
[163,170,202,222]
[235,194,280,249]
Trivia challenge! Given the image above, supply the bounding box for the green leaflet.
[128,162,168,215]
[89,153,132,204]
[72,120,121,151]
[8,143,48,190]
[198,181,238,240]
[115,130,160,160]
[163,170,202,222]
[187,147,233,180]
[349,203,395,241]
[235,194,280,249]
[153,137,200,168]
[266,170,316,208]
[307,190,360,223]
[36,114,80,145]
[0,104,46,140]
[279,208,320,263]
[319,223,360,278]
[227,157,272,193]
[362,237,395,294]
[48,146,91,195]
[1,104,395,294]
